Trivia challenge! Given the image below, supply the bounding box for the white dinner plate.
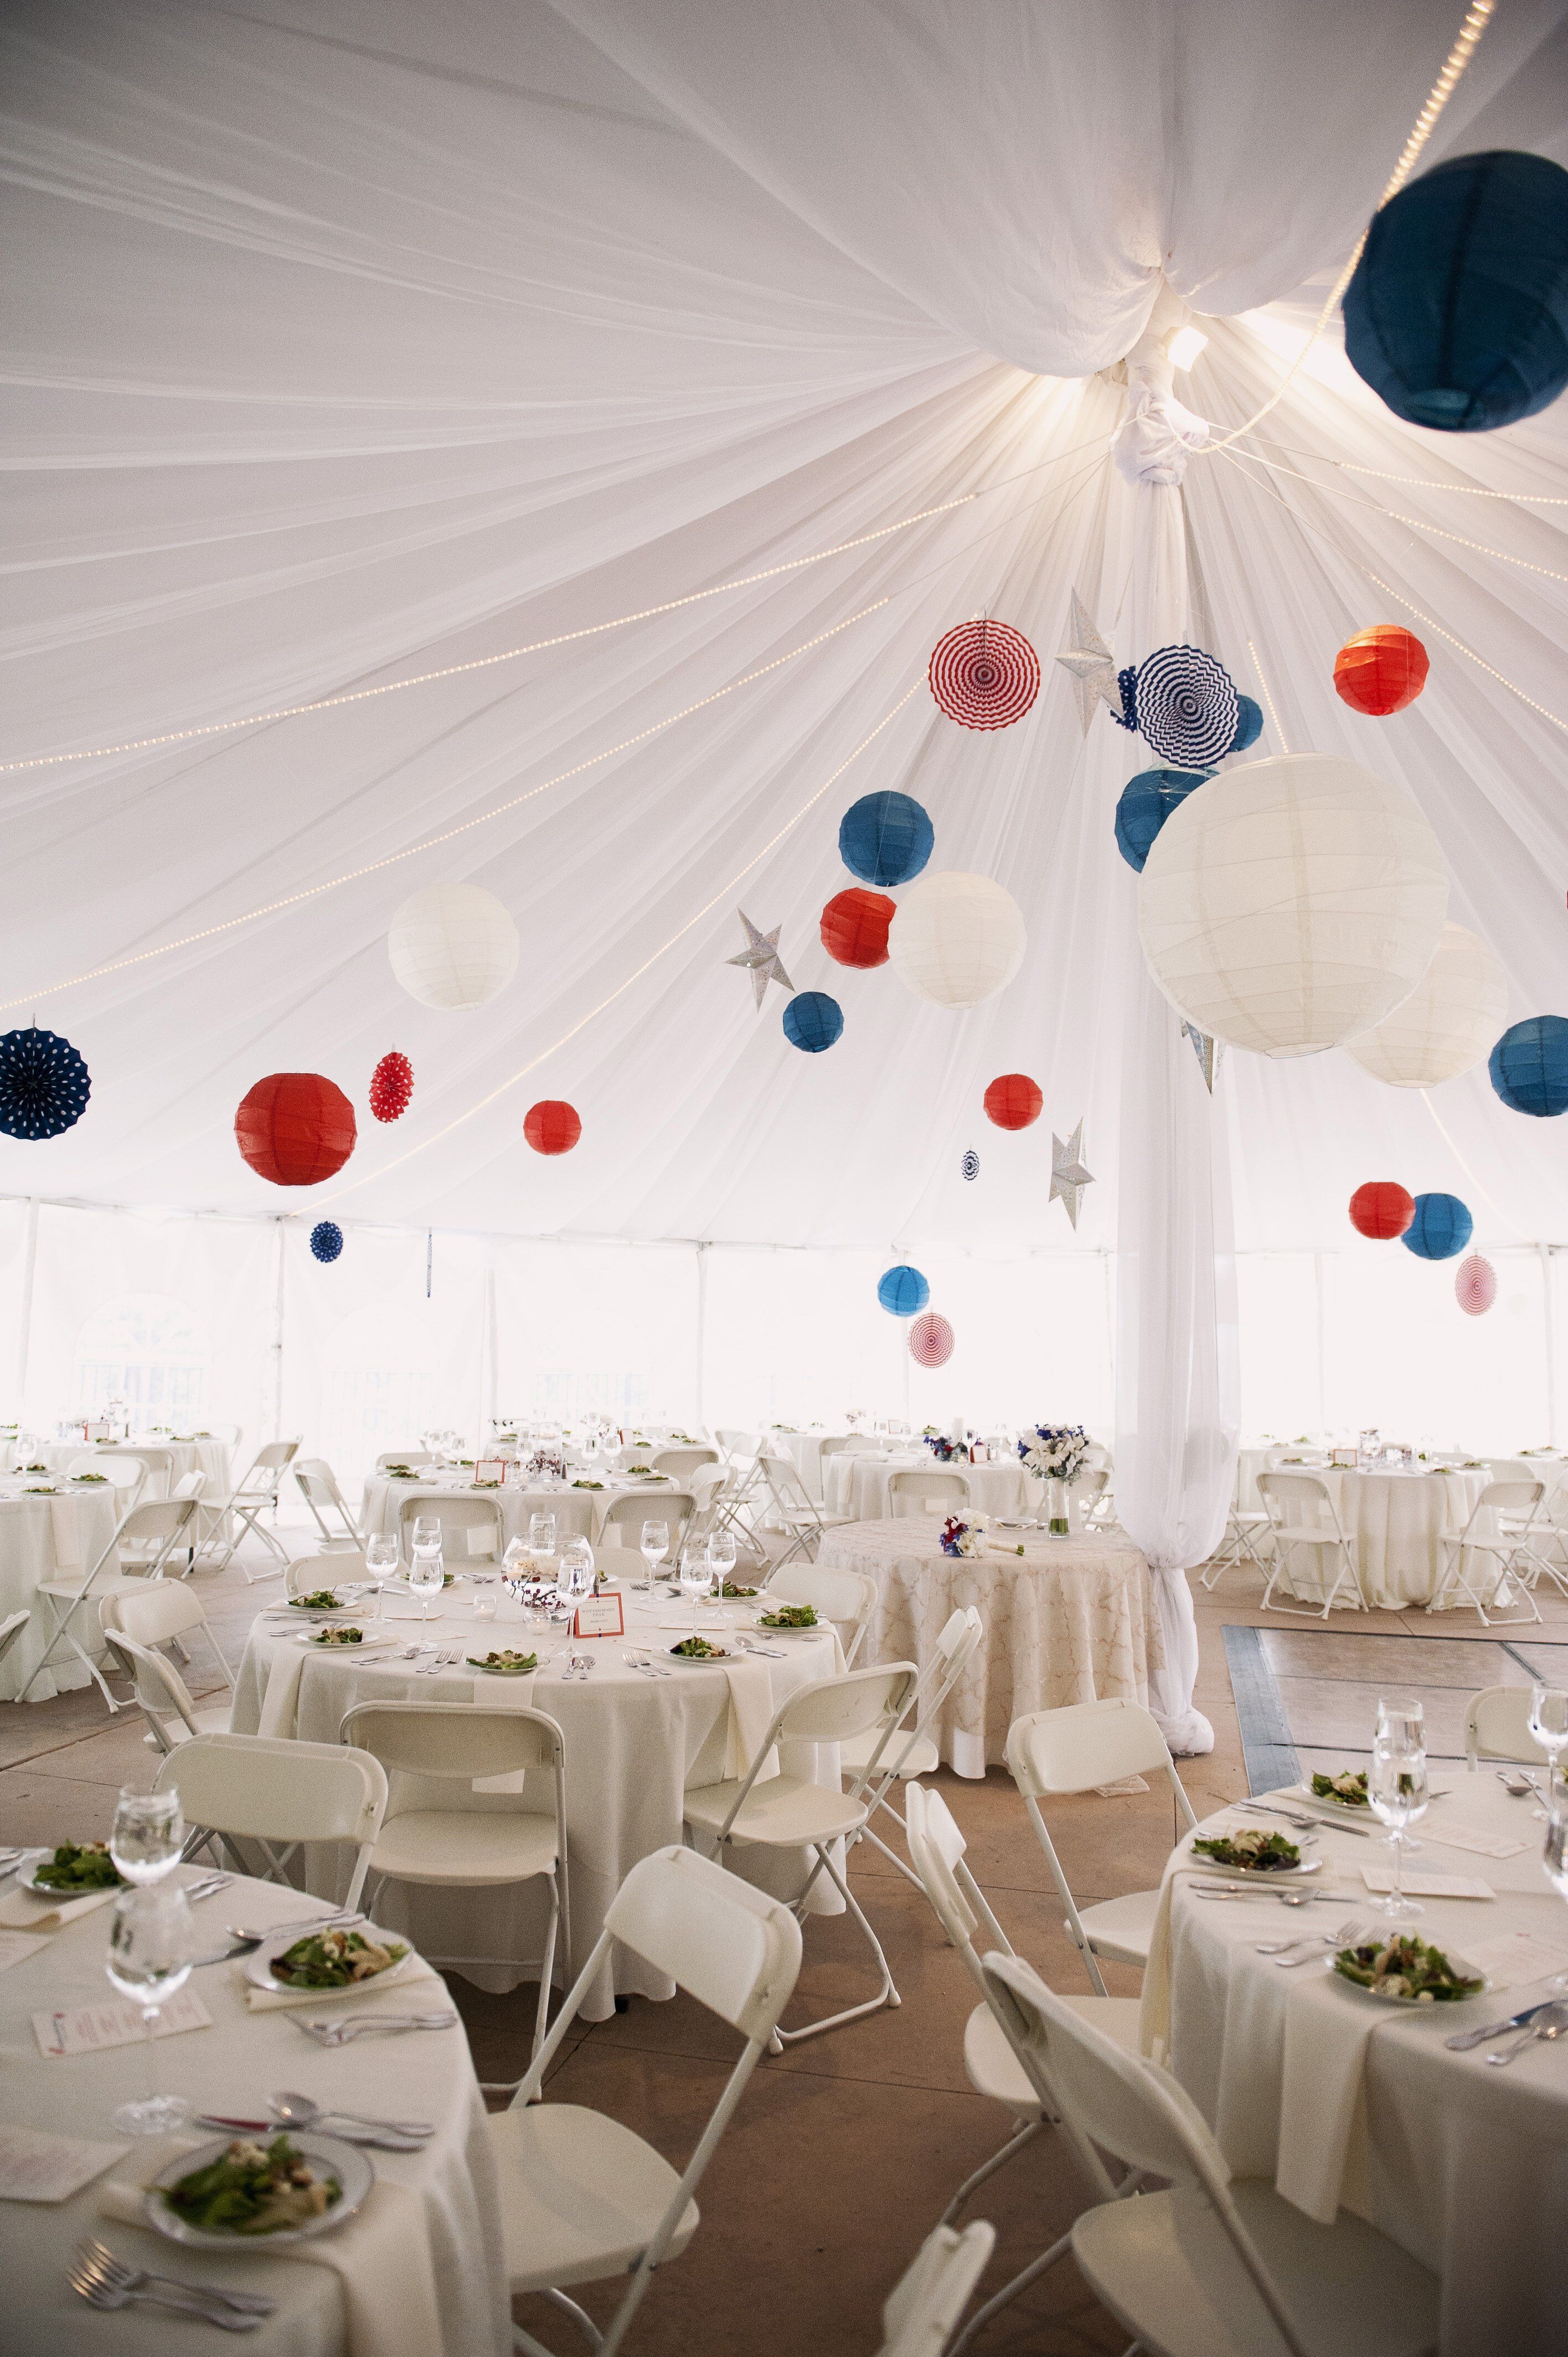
[667,1642,735,1663]
[1330,1949,1489,2005]
[1290,1784,1374,1820]
[13,1847,125,1898]
[147,2133,373,2248]
[243,1920,416,1995]
[1188,1842,1322,1882]
[293,1627,402,1653]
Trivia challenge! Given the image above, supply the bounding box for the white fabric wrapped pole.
[1342,920,1506,1087]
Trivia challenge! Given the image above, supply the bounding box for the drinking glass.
[1540,1786,1568,1990]
[529,1513,558,1560]
[1368,1734,1428,1918]
[1374,1694,1425,1847]
[411,1514,440,1556]
[679,1545,712,1637]
[105,1883,195,2134]
[409,1544,445,1622]
[364,1533,399,1619]
[706,1526,737,1599]
[638,1520,669,1593]
[559,1537,594,1613]
[110,1787,183,1887]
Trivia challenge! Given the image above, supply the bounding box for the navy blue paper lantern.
[310,1220,344,1264]
[0,1025,90,1140]
[838,791,933,888]
[1115,768,1209,872]
[877,1263,930,1317]
[1229,694,1263,753]
[1344,152,1568,433]
[782,991,843,1053]
[1402,1192,1473,1262]
[1489,1014,1568,1118]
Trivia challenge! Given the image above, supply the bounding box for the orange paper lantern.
[1333,626,1429,717]
[524,1100,581,1156]
[235,1074,356,1187]
[1349,1180,1415,1240]
[819,887,895,969]
[983,1073,1043,1132]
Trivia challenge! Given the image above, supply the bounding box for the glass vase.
[1046,1478,1070,1537]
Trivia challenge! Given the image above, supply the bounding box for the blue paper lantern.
[1229,694,1263,753]
[1344,151,1568,433]
[1402,1192,1473,1262]
[877,1263,930,1316]
[1489,1014,1568,1118]
[1114,768,1210,872]
[310,1220,344,1264]
[782,991,843,1053]
[838,791,933,888]
[0,1025,90,1140]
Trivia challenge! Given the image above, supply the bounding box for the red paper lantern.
[369,1049,413,1124]
[235,1073,356,1187]
[1333,626,1429,717]
[1349,1180,1416,1240]
[983,1073,1044,1132]
[819,887,895,969]
[1456,1254,1497,1316]
[909,1311,955,1368]
[524,1099,581,1156]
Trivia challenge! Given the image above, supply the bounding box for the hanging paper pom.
[909,1311,955,1368]
[1349,1181,1415,1241]
[1402,1192,1473,1262]
[782,991,844,1053]
[1489,1016,1568,1118]
[1124,645,1239,768]
[1343,151,1568,433]
[235,1074,356,1187]
[388,882,519,1010]
[369,1050,414,1123]
[839,791,934,889]
[1456,1254,1497,1316]
[523,1100,582,1156]
[1114,768,1209,873]
[889,874,1026,1009]
[0,1026,91,1141]
[1229,695,1263,753]
[1333,626,1429,717]
[983,1073,1043,1131]
[928,619,1040,730]
[961,1147,979,1181]
[819,888,895,969]
[310,1220,344,1264]
[877,1264,930,1317]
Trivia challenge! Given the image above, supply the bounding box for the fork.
[417,1648,462,1675]
[291,2010,457,2046]
[734,1634,784,1658]
[74,2239,275,2319]
[621,1650,668,1679]
[68,2247,261,2330]
[1256,1916,1367,1959]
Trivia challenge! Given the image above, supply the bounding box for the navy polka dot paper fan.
[0,1026,91,1140]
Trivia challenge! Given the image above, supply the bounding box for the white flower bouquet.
[1018,1423,1091,1483]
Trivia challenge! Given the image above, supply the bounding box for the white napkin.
[1276,1970,1396,2224]
[100,2142,442,2357]
[49,1497,82,1569]
[719,1656,779,1784]
[232,1950,444,2013]
[0,1882,118,1936]
[256,1644,307,1739]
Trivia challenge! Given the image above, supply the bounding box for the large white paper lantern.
[1137,753,1448,1057]
[1342,921,1506,1087]
[888,872,1026,1010]
[388,882,519,1011]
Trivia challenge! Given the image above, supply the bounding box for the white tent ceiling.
[6,0,1568,1254]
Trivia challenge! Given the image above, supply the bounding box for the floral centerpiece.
[527,1448,565,1481]
[1018,1423,1090,1535]
[924,1433,963,1463]
[938,1515,981,1558]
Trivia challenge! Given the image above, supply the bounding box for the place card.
[1459,1928,1568,1991]
[0,2126,131,2203]
[33,1984,213,2058]
[0,1931,49,1975]
[1359,1865,1495,1901]
[1417,1821,1526,1861]
[574,1593,625,1639]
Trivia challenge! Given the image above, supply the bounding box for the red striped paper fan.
[929,620,1040,730]
[1455,1254,1497,1316]
[909,1311,955,1368]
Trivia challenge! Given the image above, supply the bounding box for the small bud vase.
[1046,1479,1070,1536]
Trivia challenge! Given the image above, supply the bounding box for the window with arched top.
[71,1293,211,1423]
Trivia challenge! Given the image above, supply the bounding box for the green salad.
[31,1840,123,1892]
[309,1625,365,1648]
[1334,1932,1483,2002]
[1311,1769,1369,1807]
[1192,1828,1302,1872]
[271,1926,407,1988]
[467,1649,539,1673]
[71,1472,107,1483]
[289,1589,343,1612]
[758,1603,818,1629]
[572,1479,604,1490]
[670,1634,725,1659]
[718,1581,758,1599]
[163,2136,342,2236]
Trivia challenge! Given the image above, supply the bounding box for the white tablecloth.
[231,1584,843,2018]
[0,1866,508,2357]
[823,1451,1026,1524]
[1142,1779,1568,2356]
[0,1486,122,1701]
[819,1518,1160,1779]
[358,1473,686,1551]
[1265,1468,1489,1608]
[768,1430,901,1501]
[35,1438,232,1501]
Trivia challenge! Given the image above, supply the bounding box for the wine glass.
[560,1535,594,1602]
[410,1514,439,1559]
[529,1512,558,1561]
[1368,1733,1428,1918]
[110,1788,183,1887]
[1540,1785,1568,1991]
[1528,1685,1568,1815]
[706,1526,737,1601]
[679,1543,712,1638]
[409,1543,445,1623]
[364,1533,399,1620]
[1375,1694,1426,1850]
[638,1520,669,1594]
[105,1883,194,2134]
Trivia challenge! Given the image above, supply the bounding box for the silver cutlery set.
[70,2237,276,2332]
[194,2090,436,2153]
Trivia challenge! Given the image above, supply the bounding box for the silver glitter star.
[726,909,793,1009]
[1049,1119,1095,1228]
[1182,1021,1224,1093]
[1055,589,1122,735]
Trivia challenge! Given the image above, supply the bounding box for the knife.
[1248,1800,1373,1840]
[1447,2000,1554,2052]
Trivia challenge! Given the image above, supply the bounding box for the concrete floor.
[6,1521,1563,2354]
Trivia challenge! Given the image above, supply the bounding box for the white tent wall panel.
[492,1238,701,1439]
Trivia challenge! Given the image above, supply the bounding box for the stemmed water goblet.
[1527,1684,1568,1818]
[409,1541,445,1623]
[706,1526,737,1600]
[638,1520,669,1594]
[110,1787,183,1887]
[1376,1695,1425,1851]
[679,1544,713,1639]
[1368,1731,1428,1918]
[104,1881,195,2135]
[363,1533,399,1620]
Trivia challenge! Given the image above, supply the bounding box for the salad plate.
[16,1841,125,1896]
[667,1636,734,1663]
[295,1626,400,1651]
[244,1921,414,1995]
[1332,1932,1488,2005]
[1297,1772,1372,1816]
[467,1649,540,1676]
[1190,1828,1322,1881]
[148,2132,372,2248]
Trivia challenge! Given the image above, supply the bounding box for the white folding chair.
[491,1845,802,2357]
[875,2221,996,2357]
[282,1552,368,1599]
[650,1444,719,1483]
[14,1496,201,1709]
[838,1608,984,1886]
[1007,1699,1198,1994]
[1465,1684,1550,1769]
[153,1732,387,1905]
[763,1560,879,1666]
[397,1489,503,1565]
[100,1574,233,1706]
[697,1460,768,1563]
[376,1449,437,1471]
[0,1608,30,1681]
[1256,1473,1365,1619]
[713,1427,759,1464]
[102,1633,234,1756]
[341,1700,568,2070]
[1200,1463,1271,1592]
[199,1440,301,1578]
[1428,1479,1546,1624]
[888,1467,972,1519]
[758,1450,854,1568]
[65,1452,149,1512]
[294,1457,365,1552]
[598,1488,695,1550]
[981,1952,1440,2357]
[684,1661,916,2048]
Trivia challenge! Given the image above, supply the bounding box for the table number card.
[33,1984,213,2059]
[574,1593,625,1639]
[473,1459,506,1485]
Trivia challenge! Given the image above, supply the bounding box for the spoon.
[1484,1998,1568,2066]
[1496,1768,1541,1799]
[268,2092,434,2139]
[224,1910,363,1948]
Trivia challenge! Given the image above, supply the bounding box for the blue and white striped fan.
[1126,645,1239,768]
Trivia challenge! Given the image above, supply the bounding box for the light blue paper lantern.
[877,1264,930,1317]
[1489,1014,1568,1118]
[782,991,843,1053]
[838,791,934,888]
[1401,1192,1473,1262]
[1229,694,1263,752]
[1114,768,1209,873]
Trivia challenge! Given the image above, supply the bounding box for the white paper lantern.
[1137,753,1448,1057]
[888,872,1026,1009]
[1342,921,1506,1087]
[388,883,519,1011]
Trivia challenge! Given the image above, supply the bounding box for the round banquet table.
[1266,1468,1489,1609]
[34,1436,232,1500]
[0,1864,508,2357]
[818,1517,1160,1779]
[231,1581,846,2018]
[359,1471,687,1552]
[1142,1778,1568,2356]
[0,1482,121,1700]
[823,1450,1026,1523]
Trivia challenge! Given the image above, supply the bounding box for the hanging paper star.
[1182,1020,1224,1093]
[1049,1120,1095,1228]
[1055,590,1123,735]
[726,909,793,1009]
